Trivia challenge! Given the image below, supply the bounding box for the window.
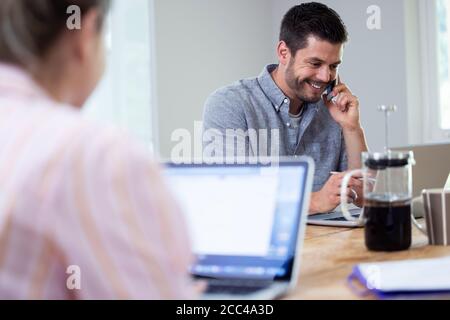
[83,0,157,151]
[438,0,450,130]
[418,0,450,142]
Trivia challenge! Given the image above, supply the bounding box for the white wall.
[154,0,275,158]
[154,0,417,157]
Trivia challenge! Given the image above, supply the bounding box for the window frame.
[83,0,159,153]
[419,0,450,142]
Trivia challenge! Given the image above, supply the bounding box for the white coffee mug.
[413,189,450,246]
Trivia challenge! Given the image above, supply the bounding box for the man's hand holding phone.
[322,76,361,132]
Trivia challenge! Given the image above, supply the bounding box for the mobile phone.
[325,78,337,102]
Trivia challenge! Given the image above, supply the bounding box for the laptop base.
[307,208,364,227]
[201,281,289,300]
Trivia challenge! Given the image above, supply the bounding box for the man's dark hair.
[279,2,348,54]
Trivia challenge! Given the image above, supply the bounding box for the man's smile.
[305,80,327,92]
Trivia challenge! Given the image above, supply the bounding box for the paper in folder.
[348,256,450,298]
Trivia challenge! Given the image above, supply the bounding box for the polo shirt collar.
[257,64,290,113]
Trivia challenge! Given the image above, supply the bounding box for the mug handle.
[412,216,427,235]
[341,169,365,223]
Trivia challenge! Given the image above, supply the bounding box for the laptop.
[393,143,450,197]
[163,157,314,300]
[393,143,450,218]
[306,204,363,227]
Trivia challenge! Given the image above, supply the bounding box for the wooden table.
[288,221,450,299]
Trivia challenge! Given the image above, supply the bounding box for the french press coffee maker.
[341,151,415,251]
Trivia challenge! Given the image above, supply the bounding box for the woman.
[0,0,195,299]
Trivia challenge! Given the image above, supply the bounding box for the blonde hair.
[0,0,110,69]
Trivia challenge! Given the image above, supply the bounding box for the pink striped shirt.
[0,63,196,299]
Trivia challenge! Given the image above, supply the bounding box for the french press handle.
[340,169,365,224]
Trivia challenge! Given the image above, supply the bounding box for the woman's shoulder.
[35,101,157,176]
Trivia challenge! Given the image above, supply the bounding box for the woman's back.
[0,64,194,299]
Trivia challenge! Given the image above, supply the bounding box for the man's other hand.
[309,171,363,215]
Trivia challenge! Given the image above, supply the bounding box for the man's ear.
[276,41,291,66]
[72,9,101,62]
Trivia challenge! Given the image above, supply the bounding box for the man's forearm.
[343,126,368,170]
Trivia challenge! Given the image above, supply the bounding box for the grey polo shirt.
[202,64,348,191]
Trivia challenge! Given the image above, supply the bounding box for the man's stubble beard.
[285,59,323,104]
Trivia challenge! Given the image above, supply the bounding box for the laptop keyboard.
[328,216,350,221]
[205,279,271,295]
[327,214,360,221]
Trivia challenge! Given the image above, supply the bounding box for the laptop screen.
[163,161,310,280]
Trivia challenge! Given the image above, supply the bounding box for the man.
[202,2,368,214]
